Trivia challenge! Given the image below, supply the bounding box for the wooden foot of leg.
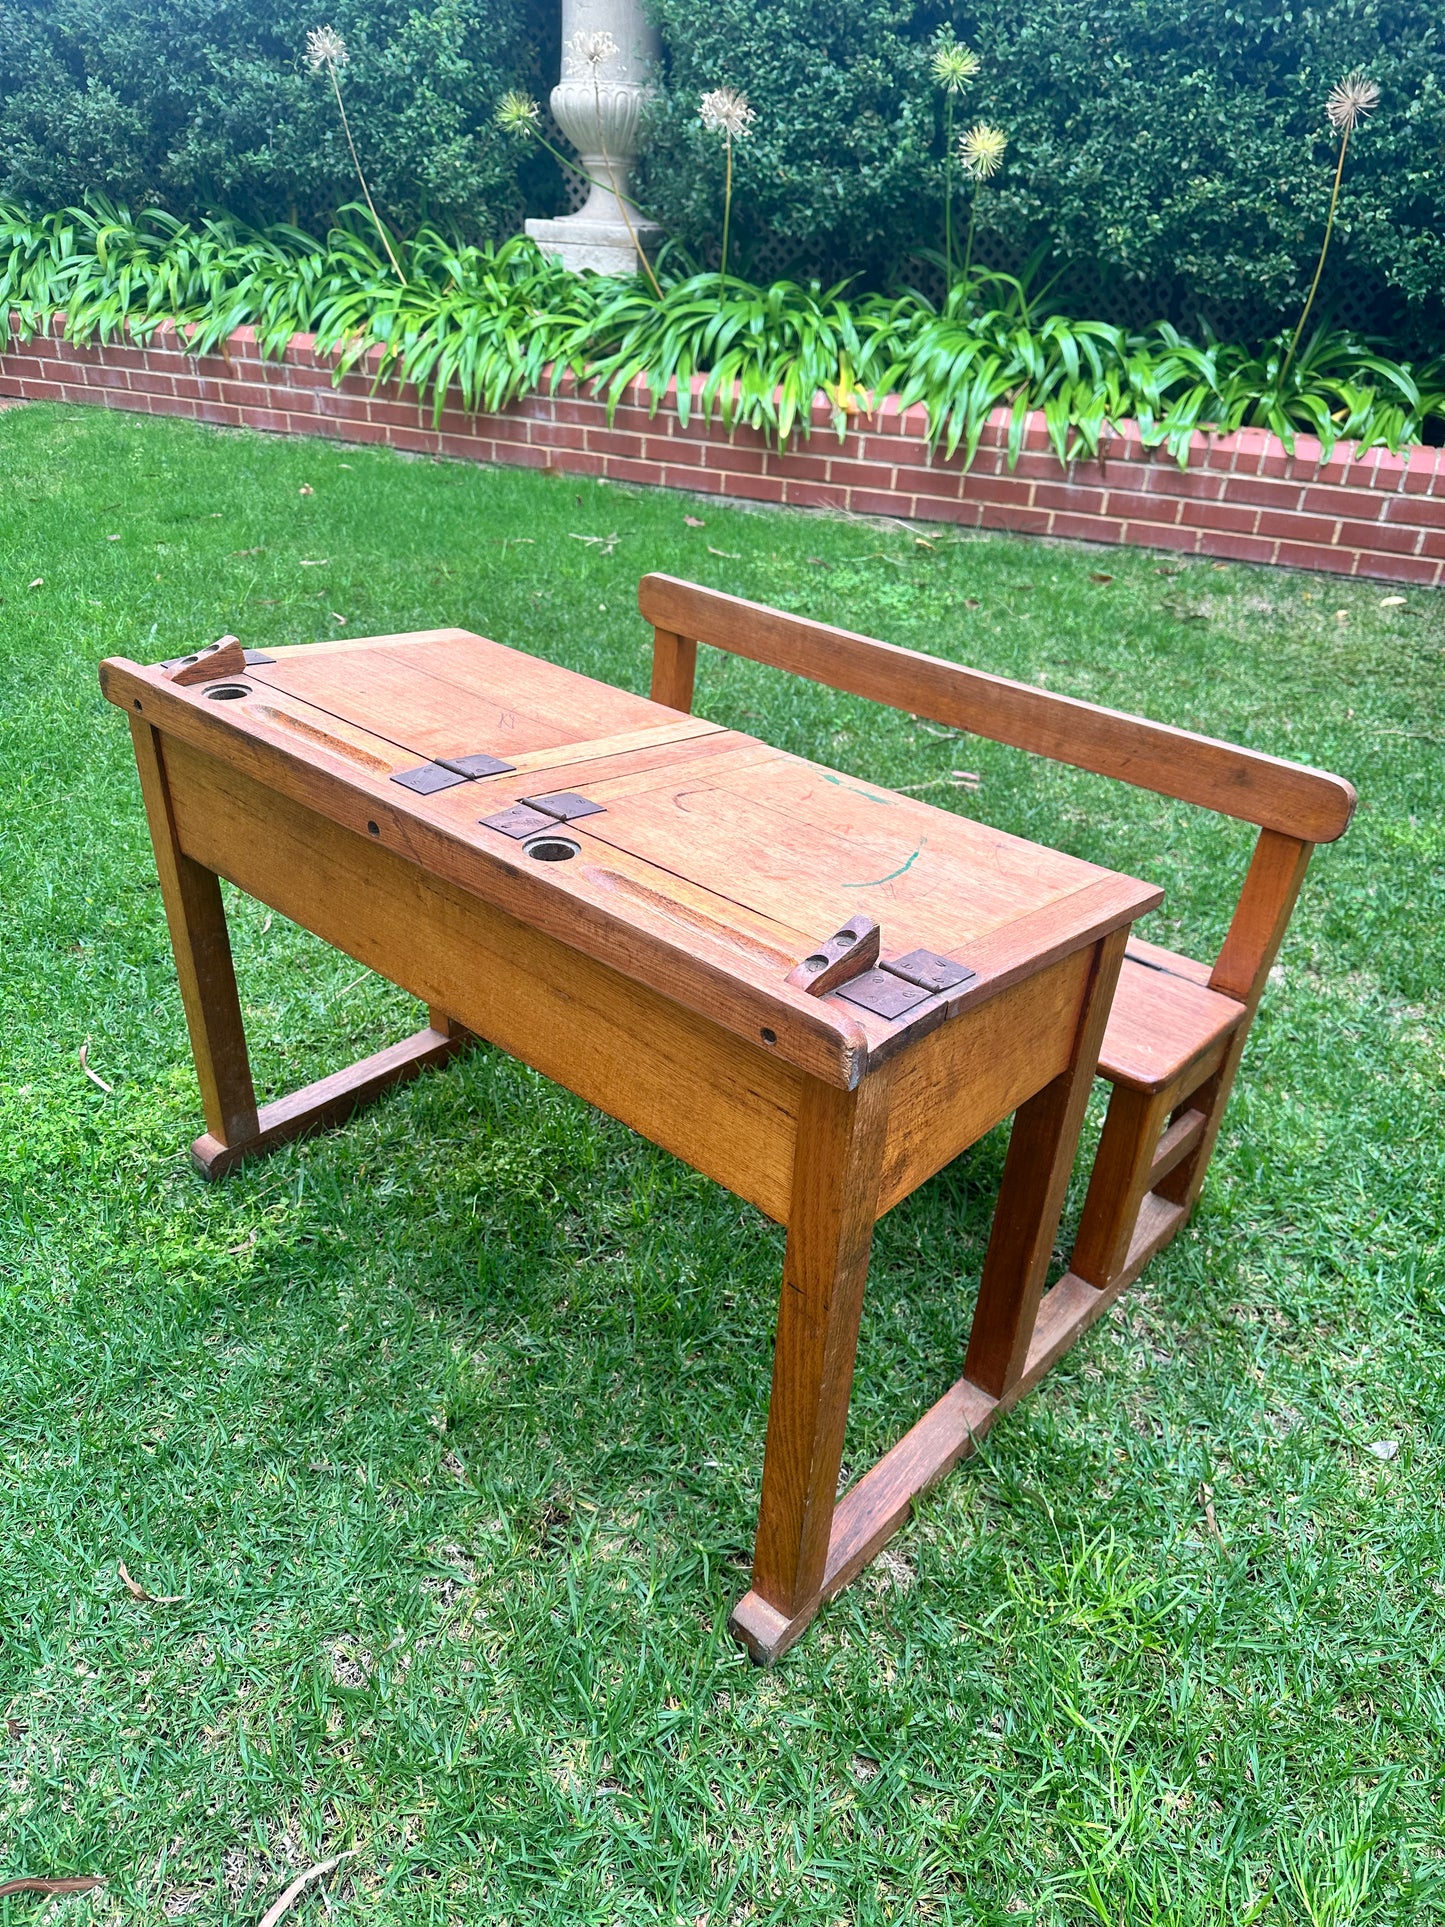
[740,1187,1189,1648]
[729,1070,892,1664]
[192,1023,468,1178]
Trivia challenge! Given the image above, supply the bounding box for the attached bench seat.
[1100,940,1245,1095]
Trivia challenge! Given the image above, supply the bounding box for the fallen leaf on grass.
[257,1853,356,1927]
[1379,595,1407,608]
[894,771,982,795]
[683,514,706,528]
[0,1879,104,1899]
[964,597,980,609]
[28,577,43,589]
[298,485,314,496]
[1198,1482,1223,1544]
[1089,571,1114,583]
[7,1718,28,1740]
[330,612,346,624]
[1368,1439,1399,1461]
[299,558,329,567]
[707,546,741,560]
[118,1561,183,1604]
[1334,609,1349,623]
[568,531,620,554]
[79,1041,113,1095]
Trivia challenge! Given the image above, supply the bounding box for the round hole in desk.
[205,682,252,701]
[525,835,580,863]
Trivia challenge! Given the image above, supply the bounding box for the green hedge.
[1,0,1442,341]
[0,0,557,234]
[641,0,1445,340]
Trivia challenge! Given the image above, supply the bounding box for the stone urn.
[525,0,662,276]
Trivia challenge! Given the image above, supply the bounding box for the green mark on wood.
[842,841,924,888]
[821,772,896,805]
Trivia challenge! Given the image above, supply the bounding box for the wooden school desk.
[101,602,1160,1662]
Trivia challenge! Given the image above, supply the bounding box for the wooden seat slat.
[1098,957,1244,1094]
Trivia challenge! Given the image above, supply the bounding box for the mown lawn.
[2,403,1442,1926]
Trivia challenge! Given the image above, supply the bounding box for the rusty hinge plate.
[480,803,562,839]
[834,969,936,1020]
[391,762,470,796]
[886,949,976,994]
[519,791,605,822]
[438,752,515,779]
[834,947,976,1021]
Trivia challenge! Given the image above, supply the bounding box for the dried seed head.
[699,87,756,140]
[1325,71,1380,135]
[931,42,981,95]
[960,122,1007,180]
[566,30,619,73]
[305,25,348,73]
[495,90,541,137]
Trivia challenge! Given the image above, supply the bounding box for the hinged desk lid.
[245,627,670,762]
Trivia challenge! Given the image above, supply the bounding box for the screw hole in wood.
[367,821,380,836]
[760,1027,777,1045]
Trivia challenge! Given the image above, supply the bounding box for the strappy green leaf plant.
[4,199,1441,467]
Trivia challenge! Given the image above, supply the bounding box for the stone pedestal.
[525,0,661,277]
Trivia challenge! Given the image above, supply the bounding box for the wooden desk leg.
[131,720,467,1179]
[130,717,261,1153]
[729,1070,892,1664]
[964,926,1129,1400]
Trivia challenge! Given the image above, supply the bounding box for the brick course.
[4,313,1443,587]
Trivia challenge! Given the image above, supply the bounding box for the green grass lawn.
[2,403,1442,1925]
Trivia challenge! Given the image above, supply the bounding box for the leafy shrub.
[5,2,1443,344]
[5,202,1442,466]
[0,0,557,235]
[639,0,1445,340]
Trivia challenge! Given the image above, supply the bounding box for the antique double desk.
[102,584,1159,1660]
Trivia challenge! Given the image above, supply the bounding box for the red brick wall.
[5,316,1443,587]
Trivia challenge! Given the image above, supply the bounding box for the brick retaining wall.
[5,316,1443,587]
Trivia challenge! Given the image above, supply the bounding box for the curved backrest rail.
[639,574,1357,845]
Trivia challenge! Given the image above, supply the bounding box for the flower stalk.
[306,27,403,282]
[495,90,652,225]
[1280,73,1380,387]
[959,123,1007,288]
[931,37,980,286]
[699,87,755,298]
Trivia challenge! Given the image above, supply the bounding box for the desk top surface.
[104,625,1161,1087]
